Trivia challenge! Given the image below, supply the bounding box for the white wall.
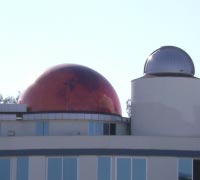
[29,156,46,180]
[0,104,26,112]
[147,157,177,180]
[131,77,200,137]
[79,156,97,180]
[49,120,88,136]
[1,121,36,136]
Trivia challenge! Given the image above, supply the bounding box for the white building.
[0,46,198,180]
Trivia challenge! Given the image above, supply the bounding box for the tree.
[126,98,132,117]
[0,94,3,104]
[0,92,20,104]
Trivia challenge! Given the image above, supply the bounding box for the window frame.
[88,121,116,136]
[46,157,78,180]
[97,156,112,180]
[178,158,193,180]
[115,157,147,180]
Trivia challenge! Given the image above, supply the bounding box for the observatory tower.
[131,46,200,137]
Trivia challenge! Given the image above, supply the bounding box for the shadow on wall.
[132,102,198,137]
[193,105,200,125]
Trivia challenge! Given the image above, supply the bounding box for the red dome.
[19,64,122,116]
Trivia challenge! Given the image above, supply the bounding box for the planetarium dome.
[19,64,122,116]
[144,46,195,76]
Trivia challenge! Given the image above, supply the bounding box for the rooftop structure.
[144,46,195,76]
[19,64,121,115]
[0,46,199,180]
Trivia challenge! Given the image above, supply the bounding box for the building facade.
[0,46,199,180]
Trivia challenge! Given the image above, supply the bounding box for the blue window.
[117,158,131,180]
[179,159,192,180]
[98,157,111,180]
[0,158,10,180]
[116,157,146,180]
[88,122,103,135]
[48,158,62,180]
[36,121,49,136]
[63,158,77,180]
[17,157,29,180]
[89,122,95,135]
[48,157,77,180]
[132,159,146,180]
[95,123,103,135]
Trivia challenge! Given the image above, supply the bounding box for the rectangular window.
[103,123,109,135]
[0,158,10,180]
[193,159,200,180]
[89,122,116,135]
[116,157,146,180]
[17,157,29,180]
[89,122,95,135]
[98,157,111,180]
[44,122,49,135]
[117,158,131,180]
[179,159,192,180]
[88,122,103,135]
[48,158,62,180]
[63,158,77,180]
[36,121,49,136]
[132,158,146,180]
[47,157,77,180]
[95,123,103,135]
[110,123,116,135]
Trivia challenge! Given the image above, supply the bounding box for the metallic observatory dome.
[144,46,195,76]
[19,64,122,116]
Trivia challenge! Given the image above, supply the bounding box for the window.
[193,159,200,180]
[48,158,62,180]
[132,159,146,180]
[47,157,77,180]
[117,158,131,180]
[0,158,10,180]
[89,122,116,135]
[17,157,29,180]
[103,123,116,135]
[63,158,77,180]
[117,158,146,180]
[98,157,111,180]
[89,122,103,135]
[36,121,49,136]
[110,123,116,135]
[103,123,109,135]
[179,159,192,180]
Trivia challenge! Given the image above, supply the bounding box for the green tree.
[0,92,20,104]
[126,98,132,117]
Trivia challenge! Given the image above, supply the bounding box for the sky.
[0,0,200,116]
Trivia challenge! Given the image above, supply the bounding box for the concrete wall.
[1,121,35,136]
[79,156,97,180]
[1,135,200,151]
[131,77,200,137]
[147,157,177,180]
[0,104,26,112]
[29,156,46,180]
[49,120,88,136]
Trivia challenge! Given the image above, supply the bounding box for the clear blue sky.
[0,0,200,116]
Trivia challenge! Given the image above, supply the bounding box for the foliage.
[0,92,20,104]
[126,98,132,117]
